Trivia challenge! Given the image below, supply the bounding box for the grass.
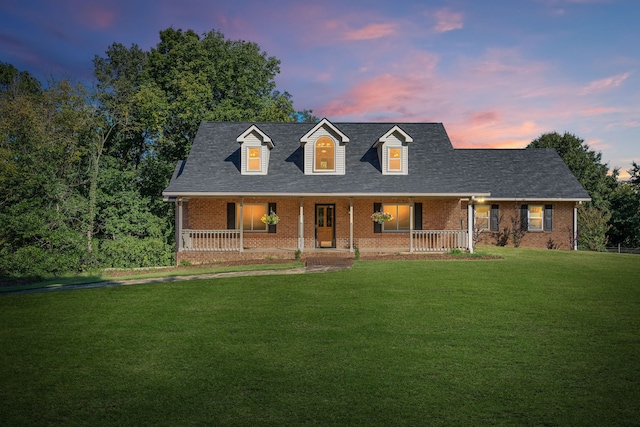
[1,247,639,426]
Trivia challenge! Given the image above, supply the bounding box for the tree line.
[1,28,638,280]
[1,28,315,279]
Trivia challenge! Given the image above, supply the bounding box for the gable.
[236,124,273,175]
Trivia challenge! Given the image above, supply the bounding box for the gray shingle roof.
[163,121,590,200]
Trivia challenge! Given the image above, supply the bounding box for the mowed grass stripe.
[1,247,639,426]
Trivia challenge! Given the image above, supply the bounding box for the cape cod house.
[163,119,590,263]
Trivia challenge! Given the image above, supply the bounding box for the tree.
[608,162,640,247]
[528,132,619,250]
[0,76,94,277]
[140,28,296,162]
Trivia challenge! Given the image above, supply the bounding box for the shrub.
[97,237,173,268]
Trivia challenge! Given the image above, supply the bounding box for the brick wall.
[472,201,576,250]
[175,197,576,264]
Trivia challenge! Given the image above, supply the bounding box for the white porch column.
[409,198,414,253]
[349,198,354,252]
[175,199,183,252]
[574,204,579,251]
[467,202,474,254]
[298,198,304,252]
[239,198,244,252]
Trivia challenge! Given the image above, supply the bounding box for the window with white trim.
[528,205,543,231]
[247,147,261,171]
[388,147,402,171]
[382,204,410,231]
[237,204,267,231]
[475,205,490,230]
[314,137,335,171]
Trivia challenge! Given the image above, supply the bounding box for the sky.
[1,0,638,178]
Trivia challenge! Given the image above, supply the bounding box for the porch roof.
[163,122,591,201]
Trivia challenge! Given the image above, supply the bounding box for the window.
[247,147,261,171]
[388,147,402,171]
[237,204,267,231]
[475,205,490,230]
[383,204,410,231]
[529,205,543,231]
[315,137,335,171]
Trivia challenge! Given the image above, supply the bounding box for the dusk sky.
[1,0,638,178]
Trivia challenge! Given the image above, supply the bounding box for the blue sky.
[1,0,638,178]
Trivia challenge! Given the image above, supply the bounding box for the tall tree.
[608,162,640,247]
[528,132,618,250]
[144,28,295,162]
[0,76,94,277]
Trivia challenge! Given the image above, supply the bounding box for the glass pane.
[382,204,398,230]
[317,207,324,227]
[529,218,542,230]
[239,204,267,231]
[475,206,489,230]
[476,218,489,230]
[248,148,260,171]
[315,137,335,170]
[398,205,410,230]
[529,206,543,230]
[253,205,267,231]
[326,206,333,227]
[241,206,253,229]
[389,148,401,171]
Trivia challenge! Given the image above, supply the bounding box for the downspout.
[349,198,354,253]
[299,198,304,252]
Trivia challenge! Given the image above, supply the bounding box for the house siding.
[303,128,347,175]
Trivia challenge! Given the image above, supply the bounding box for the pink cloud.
[580,72,631,94]
[432,8,464,33]
[343,23,397,41]
[74,4,118,30]
[581,107,619,116]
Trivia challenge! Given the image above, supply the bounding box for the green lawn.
[1,247,639,426]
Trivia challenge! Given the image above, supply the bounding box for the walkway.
[2,257,354,296]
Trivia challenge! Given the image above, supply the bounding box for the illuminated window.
[247,147,261,171]
[314,137,335,171]
[383,204,410,231]
[388,147,402,171]
[475,205,490,230]
[529,205,543,231]
[237,204,267,231]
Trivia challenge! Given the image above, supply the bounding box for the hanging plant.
[371,210,394,224]
[261,210,280,225]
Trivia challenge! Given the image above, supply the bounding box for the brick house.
[163,119,590,263]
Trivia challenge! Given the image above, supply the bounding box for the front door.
[315,204,335,248]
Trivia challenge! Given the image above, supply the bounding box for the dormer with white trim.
[300,118,349,175]
[237,125,274,175]
[374,125,413,175]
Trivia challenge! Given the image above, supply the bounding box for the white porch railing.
[412,230,468,252]
[181,229,241,252]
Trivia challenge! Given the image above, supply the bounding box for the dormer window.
[388,147,402,171]
[247,147,261,171]
[300,118,349,175]
[375,125,413,175]
[237,125,273,175]
[315,137,335,171]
